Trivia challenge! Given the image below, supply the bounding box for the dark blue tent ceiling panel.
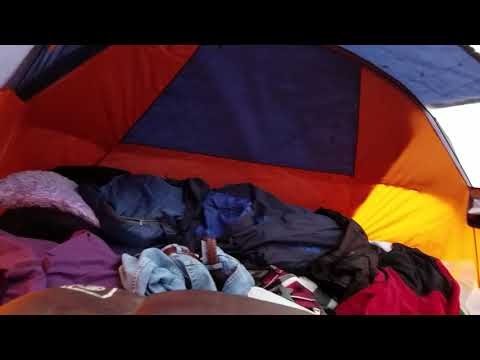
[14,45,108,100]
[341,45,480,108]
[124,45,361,175]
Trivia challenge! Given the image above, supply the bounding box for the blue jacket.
[79,174,186,249]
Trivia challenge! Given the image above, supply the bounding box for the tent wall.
[101,144,361,213]
[123,46,361,175]
[341,45,480,108]
[0,45,477,287]
[0,46,198,177]
[0,90,27,177]
[354,68,477,287]
[12,45,108,100]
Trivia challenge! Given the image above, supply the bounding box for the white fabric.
[297,276,318,292]
[470,45,480,53]
[370,241,393,252]
[464,288,480,315]
[429,103,480,187]
[0,45,34,88]
[247,286,315,314]
[442,261,477,314]
[468,199,480,215]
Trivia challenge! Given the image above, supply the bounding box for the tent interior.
[0,45,480,314]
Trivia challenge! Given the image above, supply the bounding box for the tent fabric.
[124,45,360,175]
[355,68,467,198]
[13,45,108,100]
[23,45,197,149]
[0,88,106,179]
[341,45,480,108]
[0,90,28,177]
[354,68,477,288]
[100,144,362,215]
[0,44,478,299]
[0,46,199,178]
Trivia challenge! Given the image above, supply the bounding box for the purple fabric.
[0,170,99,226]
[0,230,57,257]
[0,231,48,305]
[0,230,122,304]
[44,230,122,289]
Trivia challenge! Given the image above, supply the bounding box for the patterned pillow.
[0,171,99,226]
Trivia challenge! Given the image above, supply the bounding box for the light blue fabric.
[216,247,255,295]
[165,244,216,291]
[119,244,254,296]
[119,248,187,296]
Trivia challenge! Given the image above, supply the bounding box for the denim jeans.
[119,248,187,296]
[215,246,254,295]
[119,244,254,296]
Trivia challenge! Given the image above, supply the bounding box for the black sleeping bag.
[0,207,104,243]
[51,165,130,186]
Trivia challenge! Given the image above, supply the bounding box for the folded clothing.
[119,244,254,297]
[336,244,460,315]
[0,230,122,304]
[79,174,186,249]
[0,170,99,226]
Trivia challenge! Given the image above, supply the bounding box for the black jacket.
[210,184,343,275]
[377,243,454,299]
[310,208,379,301]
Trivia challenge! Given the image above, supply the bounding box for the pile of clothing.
[0,167,461,315]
